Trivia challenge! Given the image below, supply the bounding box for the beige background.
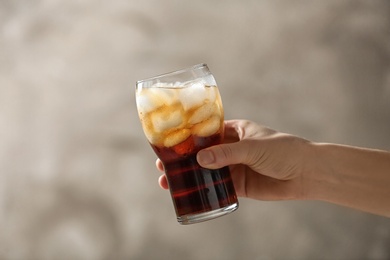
[1,0,390,259]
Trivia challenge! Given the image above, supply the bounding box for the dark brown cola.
[151,133,238,218]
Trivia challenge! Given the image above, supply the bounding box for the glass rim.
[136,63,207,85]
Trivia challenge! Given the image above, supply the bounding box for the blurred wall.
[1,0,389,259]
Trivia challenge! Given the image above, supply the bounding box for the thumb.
[197,140,253,169]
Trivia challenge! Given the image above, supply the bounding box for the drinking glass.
[135,63,238,224]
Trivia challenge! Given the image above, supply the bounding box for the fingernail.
[197,150,215,165]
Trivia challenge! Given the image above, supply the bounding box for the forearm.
[307,143,390,217]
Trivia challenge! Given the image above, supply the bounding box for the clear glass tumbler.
[135,63,238,224]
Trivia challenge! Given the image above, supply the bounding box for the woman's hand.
[156,119,315,201]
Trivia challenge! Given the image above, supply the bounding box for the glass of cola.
[135,64,238,224]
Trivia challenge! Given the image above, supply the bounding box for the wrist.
[303,142,337,201]
[303,142,390,216]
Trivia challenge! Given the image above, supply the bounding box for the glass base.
[177,202,239,225]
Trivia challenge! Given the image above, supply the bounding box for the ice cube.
[150,106,184,133]
[140,118,162,145]
[149,87,178,106]
[201,74,217,86]
[164,128,191,147]
[153,82,174,88]
[178,82,208,111]
[205,86,218,103]
[136,86,178,114]
[192,115,221,137]
[188,102,218,125]
[143,126,160,145]
[136,92,161,115]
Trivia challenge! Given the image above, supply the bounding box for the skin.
[156,120,390,217]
